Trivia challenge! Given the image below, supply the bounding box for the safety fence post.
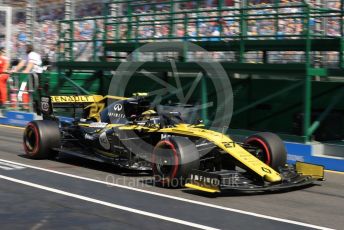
[304,3,312,142]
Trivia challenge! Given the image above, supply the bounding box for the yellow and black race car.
[23,94,324,193]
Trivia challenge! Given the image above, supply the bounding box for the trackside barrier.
[0,73,39,127]
[0,111,38,126]
[4,73,34,112]
[0,112,74,127]
[286,142,344,172]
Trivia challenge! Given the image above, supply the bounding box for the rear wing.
[38,95,102,119]
[39,95,128,121]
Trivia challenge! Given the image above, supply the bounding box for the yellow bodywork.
[158,124,282,182]
[117,123,282,182]
[184,183,220,193]
[296,161,324,180]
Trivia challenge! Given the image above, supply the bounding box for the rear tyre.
[152,137,200,187]
[23,120,60,159]
[244,132,287,171]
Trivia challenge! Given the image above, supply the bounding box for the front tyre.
[244,132,287,171]
[23,120,60,159]
[152,137,200,187]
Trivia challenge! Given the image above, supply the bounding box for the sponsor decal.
[222,141,236,148]
[41,102,49,112]
[99,132,111,150]
[108,112,126,118]
[41,97,50,112]
[113,103,123,111]
[41,97,50,102]
[15,114,25,119]
[190,171,220,187]
[89,122,108,128]
[261,167,272,174]
[161,133,174,139]
[51,95,95,103]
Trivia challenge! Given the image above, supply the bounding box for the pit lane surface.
[0,125,343,230]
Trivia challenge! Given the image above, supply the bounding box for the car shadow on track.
[18,153,152,178]
[138,178,184,191]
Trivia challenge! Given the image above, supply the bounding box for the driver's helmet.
[142,109,157,120]
[141,109,160,126]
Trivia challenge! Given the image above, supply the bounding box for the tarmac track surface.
[0,125,343,230]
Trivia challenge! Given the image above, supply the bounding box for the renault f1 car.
[23,94,324,193]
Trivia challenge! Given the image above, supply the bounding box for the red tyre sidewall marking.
[152,140,179,184]
[246,137,271,165]
[23,123,40,156]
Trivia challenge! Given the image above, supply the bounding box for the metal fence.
[3,73,35,112]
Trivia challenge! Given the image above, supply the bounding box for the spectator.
[0,47,9,110]
[3,0,343,65]
[12,44,43,74]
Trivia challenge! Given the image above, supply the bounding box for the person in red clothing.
[0,47,9,107]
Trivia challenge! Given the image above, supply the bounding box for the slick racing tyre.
[244,132,287,171]
[152,137,200,187]
[23,120,60,159]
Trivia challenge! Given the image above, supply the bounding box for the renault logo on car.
[113,104,123,111]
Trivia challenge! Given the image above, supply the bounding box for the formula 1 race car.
[23,94,324,193]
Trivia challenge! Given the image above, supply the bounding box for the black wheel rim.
[153,141,179,180]
[246,138,271,165]
[254,147,268,162]
[156,151,175,177]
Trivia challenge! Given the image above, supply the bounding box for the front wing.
[185,162,324,193]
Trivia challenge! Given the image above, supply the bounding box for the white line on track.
[0,165,13,170]
[0,158,334,230]
[0,174,219,230]
[0,161,26,170]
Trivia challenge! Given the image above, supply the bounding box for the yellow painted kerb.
[0,124,25,130]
